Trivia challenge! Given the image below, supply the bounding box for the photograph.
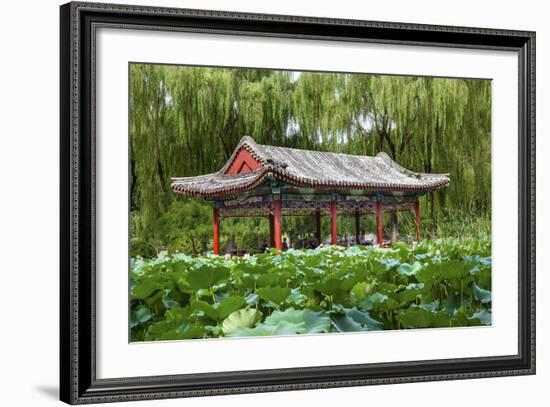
[129,64,493,342]
[56,1,536,404]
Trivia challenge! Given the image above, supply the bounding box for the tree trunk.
[157,159,169,209]
[130,157,137,211]
[190,236,197,256]
[391,212,398,244]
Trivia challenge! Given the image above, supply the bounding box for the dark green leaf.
[471,310,492,325]
[397,261,422,276]
[257,287,291,306]
[187,266,230,290]
[130,304,151,328]
[398,308,434,328]
[472,282,492,303]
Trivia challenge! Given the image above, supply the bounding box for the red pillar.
[376,201,383,247]
[413,200,421,242]
[315,209,321,242]
[330,200,337,245]
[213,207,220,255]
[273,200,282,250]
[355,209,361,244]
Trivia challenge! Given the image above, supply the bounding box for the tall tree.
[130,64,491,244]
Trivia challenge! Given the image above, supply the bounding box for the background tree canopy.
[129,64,491,256]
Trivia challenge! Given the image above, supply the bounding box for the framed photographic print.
[60,1,536,404]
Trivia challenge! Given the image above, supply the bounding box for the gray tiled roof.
[172,136,450,197]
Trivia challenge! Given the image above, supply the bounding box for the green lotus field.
[130,239,491,341]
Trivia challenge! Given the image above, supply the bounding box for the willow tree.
[130,64,491,247]
[287,72,491,233]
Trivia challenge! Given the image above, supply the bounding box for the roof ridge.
[258,140,382,162]
[238,136,293,169]
[238,136,379,161]
[239,136,272,162]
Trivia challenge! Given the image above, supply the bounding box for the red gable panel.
[225,147,262,174]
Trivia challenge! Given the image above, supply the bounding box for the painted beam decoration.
[171,136,450,252]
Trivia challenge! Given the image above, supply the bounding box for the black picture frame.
[60,1,536,404]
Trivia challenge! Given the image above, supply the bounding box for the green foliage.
[130,238,156,259]
[228,308,331,337]
[130,240,492,341]
[191,296,245,321]
[139,200,212,256]
[129,65,492,250]
[331,307,384,332]
[222,309,263,335]
[257,287,291,307]
[130,304,152,328]
[187,266,230,291]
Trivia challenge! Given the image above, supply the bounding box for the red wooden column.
[376,201,383,247]
[315,209,321,242]
[213,207,220,255]
[355,209,361,244]
[413,200,421,242]
[330,200,337,245]
[273,200,282,250]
